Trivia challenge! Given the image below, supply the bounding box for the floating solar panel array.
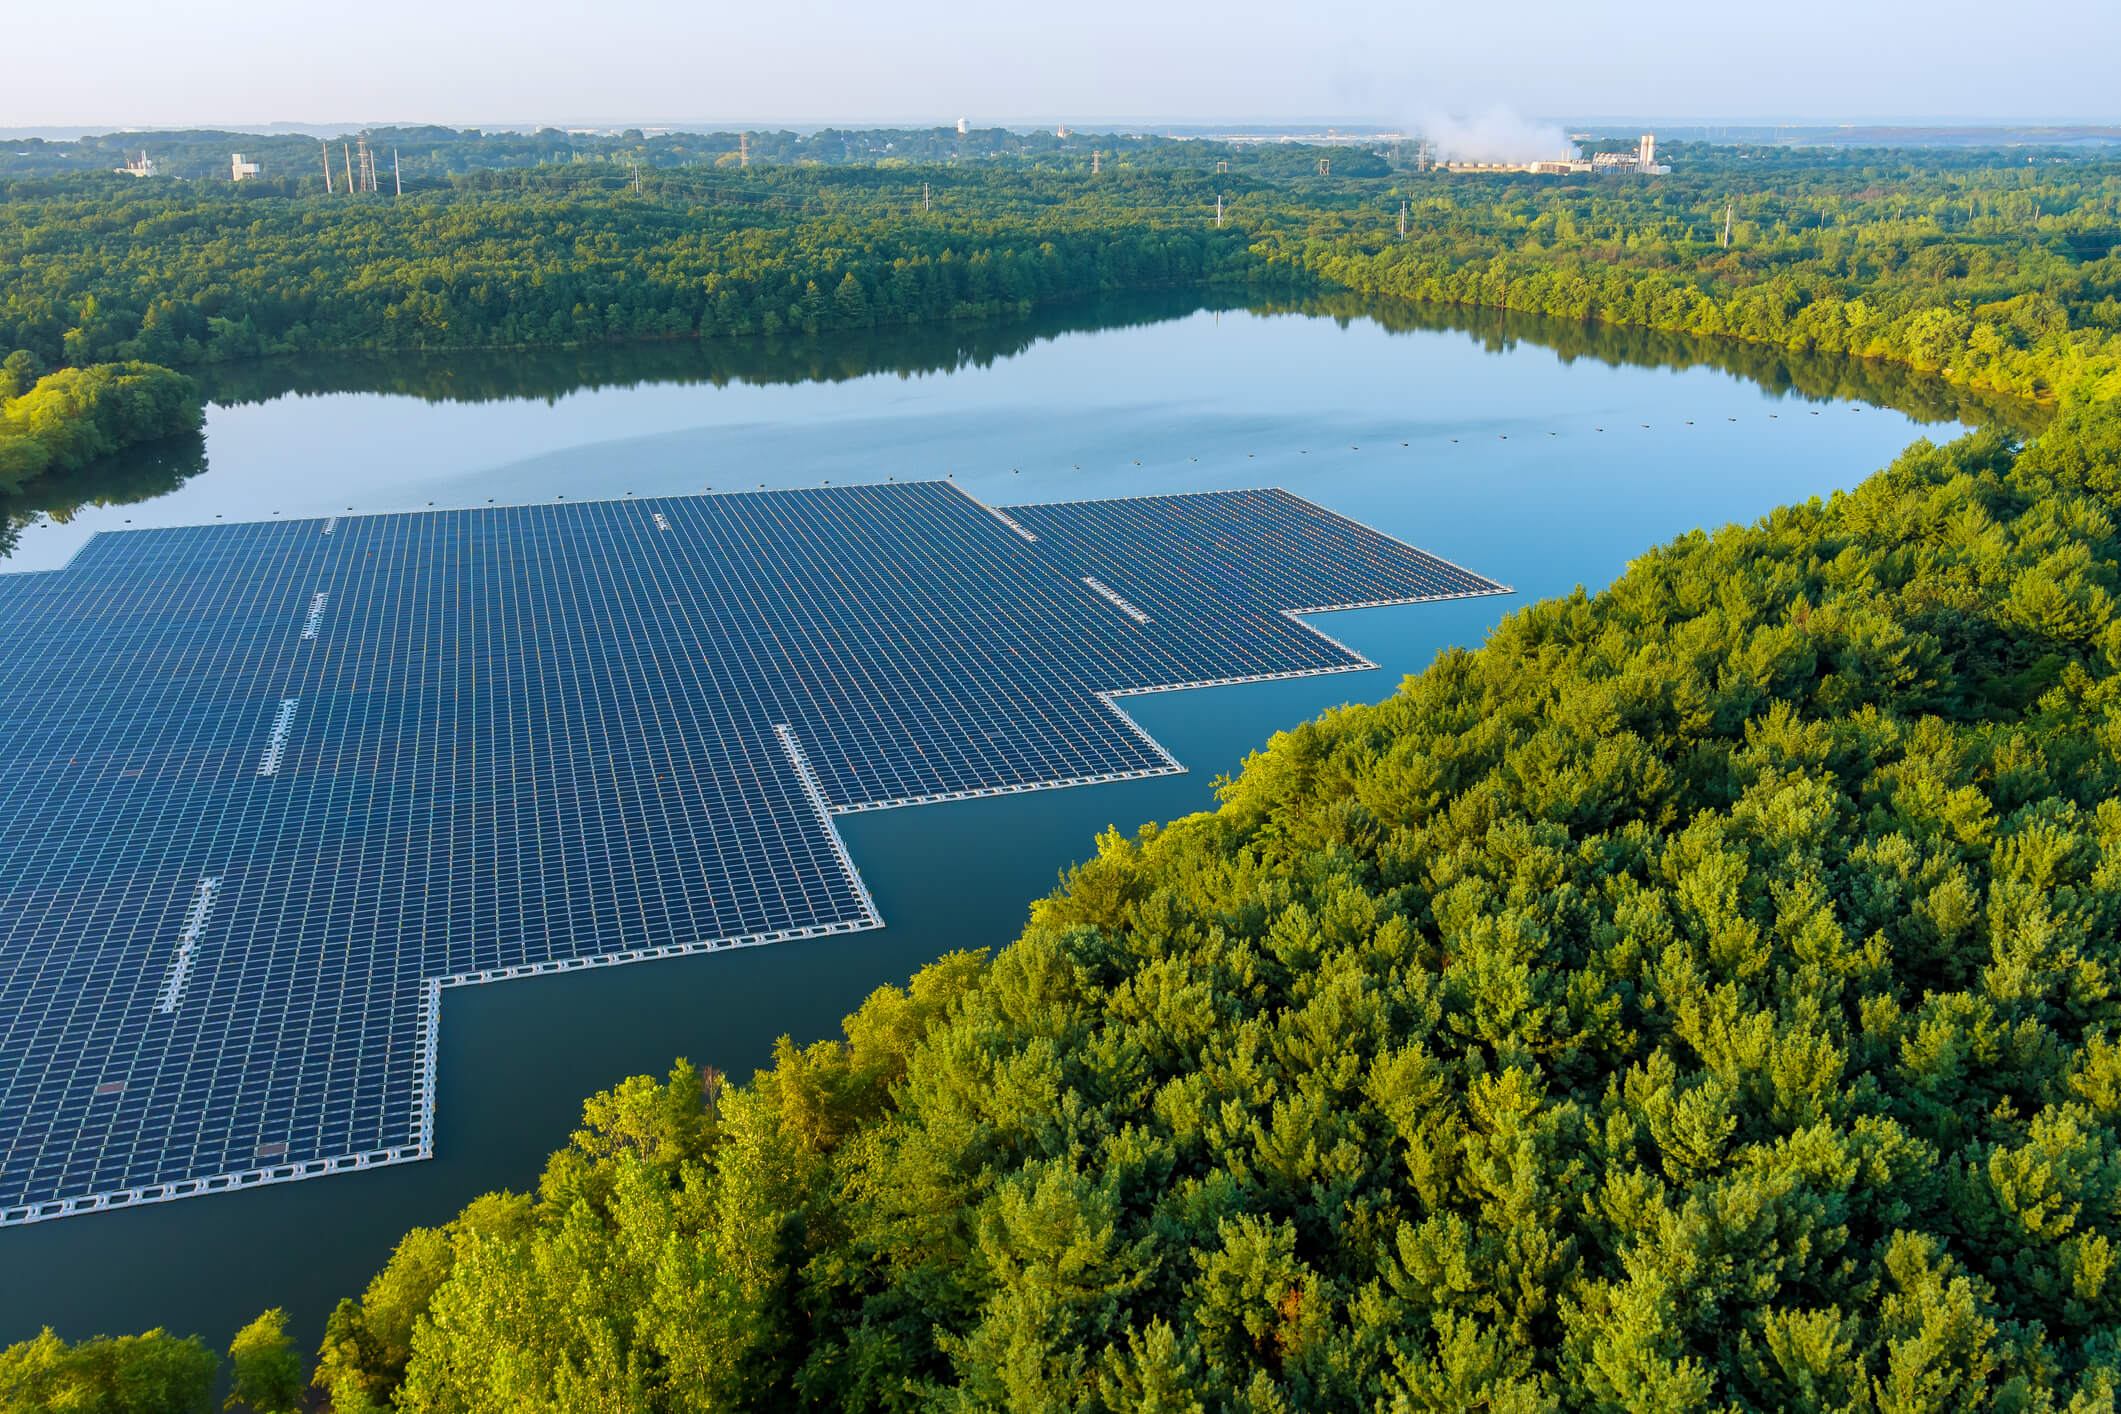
[0,482,1506,1223]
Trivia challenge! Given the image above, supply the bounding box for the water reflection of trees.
[190,291,1240,408]
[193,290,2044,433]
[0,431,206,560]
[1277,295,2047,431]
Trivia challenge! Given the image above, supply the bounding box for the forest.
[2,141,2117,409]
[5,139,2121,1411]
[1270,169,2121,406]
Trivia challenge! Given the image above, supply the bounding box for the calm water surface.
[0,299,2022,1350]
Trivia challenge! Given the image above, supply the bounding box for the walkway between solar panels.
[0,480,1508,1224]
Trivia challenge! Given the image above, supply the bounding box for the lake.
[0,294,2032,1352]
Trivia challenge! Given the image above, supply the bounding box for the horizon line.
[6,114,2120,139]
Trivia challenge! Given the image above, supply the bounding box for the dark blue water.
[0,301,2007,1354]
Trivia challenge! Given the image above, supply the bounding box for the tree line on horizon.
[1,146,2115,407]
[0,125,1348,185]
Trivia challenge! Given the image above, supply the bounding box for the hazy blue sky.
[8,0,2116,130]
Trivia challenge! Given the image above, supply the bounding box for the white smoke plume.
[1418,108,1572,165]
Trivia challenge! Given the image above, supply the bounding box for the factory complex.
[1441,133,1670,176]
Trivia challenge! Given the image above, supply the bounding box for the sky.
[5,0,2117,131]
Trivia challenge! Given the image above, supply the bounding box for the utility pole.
[738,132,749,168]
[1722,201,1733,247]
[393,149,401,197]
[1092,150,1101,174]
[343,143,355,195]
[321,140,333,194]
[923,182,930,212]
[1318,157,1330,176]
[1215,192,1223,227]
[1399,200,1407,240]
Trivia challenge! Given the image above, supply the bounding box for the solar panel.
[0,482,1506,1223]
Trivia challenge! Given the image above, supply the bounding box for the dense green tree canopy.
[0,1327,216,1414]
[0,360,199,492]
[3,144,2117,405]
[0,167,1273,370]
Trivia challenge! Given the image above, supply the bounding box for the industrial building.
[1593,133,1667,173]
[230,153,261,181]
[1442,133,1669,176]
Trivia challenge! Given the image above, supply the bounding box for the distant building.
[1056,124,1072,139]
[231,153,261,181]
[1588,135,1670,174]
[117,151,156,177]
[956,117,969,135]
[1445,144,1589,176]
[1625,133,1671,171]
[1442,133,1668,176]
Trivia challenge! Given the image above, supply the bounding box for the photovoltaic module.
[0,482,1507,1223]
